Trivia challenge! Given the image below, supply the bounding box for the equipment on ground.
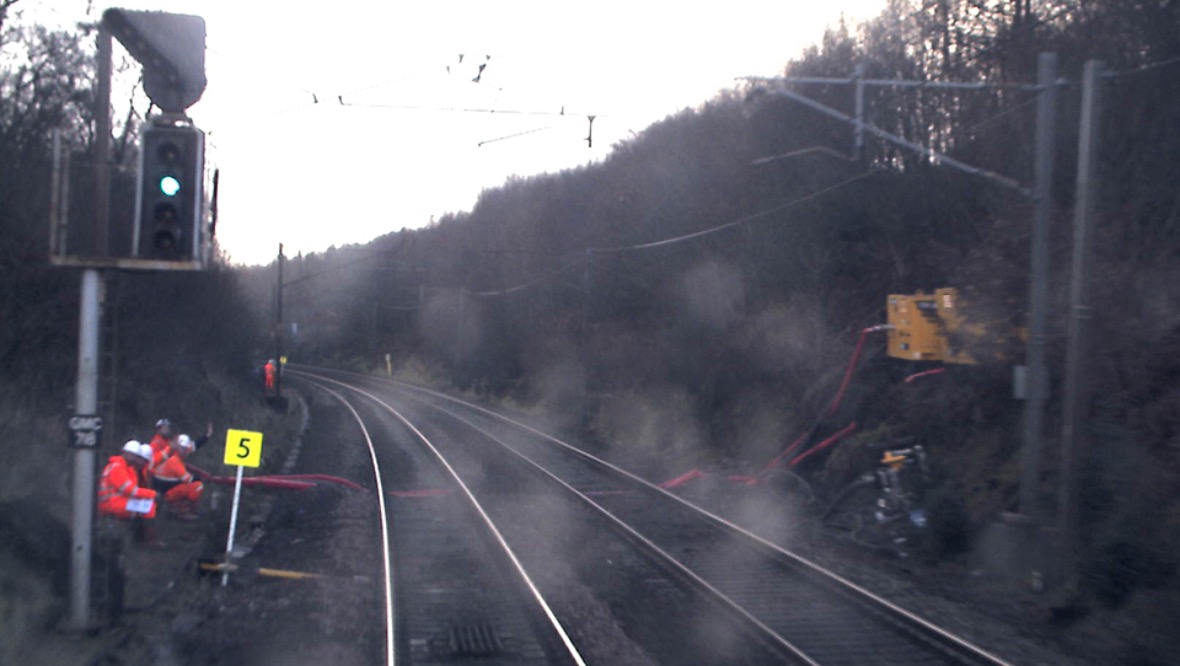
[886,288,978,364]
[821,442,931,558]
[198,560,321,581]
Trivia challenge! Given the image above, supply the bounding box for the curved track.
[290,366,1014,666]
[296,374,585,666]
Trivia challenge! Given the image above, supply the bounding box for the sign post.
[221,428,263,586]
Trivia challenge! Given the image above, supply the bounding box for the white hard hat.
[177,434,194,454]
[139,443,154,460]
[122,440,146,458]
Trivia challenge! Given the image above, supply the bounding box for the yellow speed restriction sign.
[223,429,264,468]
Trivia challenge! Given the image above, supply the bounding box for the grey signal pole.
[1019,52,1057,519]
[69,271,103,630]
[276,243,284,397]
[1059,59,1104,588]
[68,26,113,631]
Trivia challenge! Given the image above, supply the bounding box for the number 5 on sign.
[224,429,263,468]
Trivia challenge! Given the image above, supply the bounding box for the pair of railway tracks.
[288,366,1014,666]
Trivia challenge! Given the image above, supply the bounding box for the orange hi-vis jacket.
[149,433,170,461]
[152,452,204,504]
[98,456,157,519]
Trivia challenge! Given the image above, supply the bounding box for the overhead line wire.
[470,263,580,297]
[589,168,879,254]
[336,98,590,118]
[1107,54,1180,78]
[454,167,879,299]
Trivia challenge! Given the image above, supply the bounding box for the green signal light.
[159,175,181,196]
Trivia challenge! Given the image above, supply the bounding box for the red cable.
[759,431,809,475]
[659,469,707,489]
[904,367,946,383]
[276,474,366,490]
[189,465,363,490]
[787,422,858,468]
[745,324,888,483]
[828,325,890,417]
[202,476,315,490]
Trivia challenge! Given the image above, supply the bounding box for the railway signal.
[134,120,205,261]
[102,9,206,113]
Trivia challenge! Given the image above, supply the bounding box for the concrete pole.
[1019,52,1057,519]
[68,270,103,630]
[1059,59,1104,588]
[68,26,114,631]
[580,249,593,425]
[853,63,865,161]
[276,244,284,396]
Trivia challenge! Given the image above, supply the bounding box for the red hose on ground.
[274,474,366,490]
[187,465,363,490]
[202,476,315,490]
[787,422,858,468]
[759,431,809,476]
[904,367,946,383]
[736,324,891,486]
[659,469,707,489]
[827,324,892,417]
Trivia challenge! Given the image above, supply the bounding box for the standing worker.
[148,418,174,461]
[264,359,277,394]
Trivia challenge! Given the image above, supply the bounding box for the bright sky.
[27,1,887,266]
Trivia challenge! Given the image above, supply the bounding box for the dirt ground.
[0,393,380,666]
[2,390,1165,665]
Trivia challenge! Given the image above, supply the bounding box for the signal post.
[57,9,208,631]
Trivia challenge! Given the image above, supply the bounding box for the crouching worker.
[152,434,204,520]
[98,441,161,544]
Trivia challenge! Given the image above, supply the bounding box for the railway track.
[289,366,1015,666]
[295,375,584,666]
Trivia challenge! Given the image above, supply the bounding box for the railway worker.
[147,420,212,485]
[152,433,204,520]
[145,418,174,487]
[264,359,277,393]
[148,418,174,460]
[98,441,163,546]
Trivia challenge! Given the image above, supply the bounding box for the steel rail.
[295,379,397,665]
[306,368,1014,666]
[289,369,588,666]
[406,391,822,664]
[403,380,1014,666]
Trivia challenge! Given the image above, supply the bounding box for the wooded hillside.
[257,4,1180,660]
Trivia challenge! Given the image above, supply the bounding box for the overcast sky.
[26,0,886,265]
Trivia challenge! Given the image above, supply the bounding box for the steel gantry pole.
[276,243,284,397]
[68,270,103,630]
[1019,52,1058,520]
[68,26,113,631]
[1058,59,1104,589]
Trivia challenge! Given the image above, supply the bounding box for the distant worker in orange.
[98,440,158,521]
[264,359,277,393]
[152,434,204,520]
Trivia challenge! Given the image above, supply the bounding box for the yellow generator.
[886,288,977,364]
